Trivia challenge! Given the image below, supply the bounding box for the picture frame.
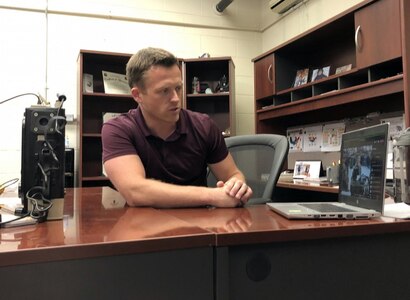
[293,68,309,87]
[293,160,322,179]
[335,64,352,74]
[83,73,94,93]
[311,66,330,82]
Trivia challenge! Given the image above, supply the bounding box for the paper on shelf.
[303,125,323,152]
[287,127,304,152]
[102,70,130,95]
[321,122,345,152]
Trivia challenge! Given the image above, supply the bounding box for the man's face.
[135,64,183,124]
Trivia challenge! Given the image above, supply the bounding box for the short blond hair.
[126,47,178,90]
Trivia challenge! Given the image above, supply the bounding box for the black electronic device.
[20,106,66,220]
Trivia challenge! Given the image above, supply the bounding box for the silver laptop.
[267,123,389,219]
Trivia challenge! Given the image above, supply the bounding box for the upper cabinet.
[254,54,275,101]
[355,0,401,68]
[182,57,235,137]
[253,0,409,135]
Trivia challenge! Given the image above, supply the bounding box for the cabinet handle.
[267,64,273,84]
[355,25,362,51]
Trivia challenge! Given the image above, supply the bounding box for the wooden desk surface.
[0,187,213,267]
[2,187,410,267]
[163,204,410,247]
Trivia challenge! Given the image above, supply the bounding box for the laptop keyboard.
[299,203,357,213]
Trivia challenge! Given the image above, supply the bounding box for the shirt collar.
[134,106,188,140]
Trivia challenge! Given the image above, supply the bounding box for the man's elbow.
[120,185,154,207]
[122,190,149,207]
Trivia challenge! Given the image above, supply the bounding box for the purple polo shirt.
[101,107,228,186]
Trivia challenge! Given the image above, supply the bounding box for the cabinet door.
[355,0,401,69]
[254,54,274,100]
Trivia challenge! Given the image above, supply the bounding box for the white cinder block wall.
[0,0,362,185]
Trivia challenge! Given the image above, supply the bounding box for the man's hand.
[217,178,253,206]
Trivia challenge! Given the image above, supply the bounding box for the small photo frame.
[335,64,352,74]
[293,68,309,87]
[293,160,322,179]
[83,73,94,93]
[311,66,330,82]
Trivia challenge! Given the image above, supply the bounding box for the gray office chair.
[208,134,289,205]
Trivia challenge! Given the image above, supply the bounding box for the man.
[102,47,253,208]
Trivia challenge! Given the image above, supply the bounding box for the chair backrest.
[208,134,289,204]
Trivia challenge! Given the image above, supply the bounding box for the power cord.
[0,178,34,228]
[0,93,41,105]
[0,178,19,195]
[25,186,53,222]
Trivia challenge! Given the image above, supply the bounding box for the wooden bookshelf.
[182,57,235,137]
[77,50,135,187]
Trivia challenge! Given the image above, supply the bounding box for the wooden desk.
[0,187,214,300]
[164,205,410,300]
[3,187,410,300]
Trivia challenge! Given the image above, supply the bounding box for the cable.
[0,178,34,228]
[0,213,31,228]
[54,94,67,135]
[0,93,40,105]
[25,186,53,221]
[40,96,67,172]
[0,178,19,195]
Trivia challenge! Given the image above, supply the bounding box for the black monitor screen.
[339,123,389,213]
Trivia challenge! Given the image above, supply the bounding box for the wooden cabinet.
[253,0,409,137]
[182,57,235,137]
[355,0,401,68]
[254,54,274,101]
[77,50,135,187]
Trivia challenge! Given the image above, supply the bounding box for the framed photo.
[293,160,322,179]
[293,68,309,87]
[311,66,330,82]
[83,73,94,93]
[335,64,352,74]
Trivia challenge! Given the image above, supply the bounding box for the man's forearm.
[121,178,214,208]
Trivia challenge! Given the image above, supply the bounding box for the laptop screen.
[339,123,389,213]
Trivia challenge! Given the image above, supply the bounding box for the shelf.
[83,92,132,99]
[257,74,403,120]
[277,180,339,194]
[183,57,235,135]
[82,176,110,182]
[186,92,230,98]
[83,133,102,138]
[276,68,358,96]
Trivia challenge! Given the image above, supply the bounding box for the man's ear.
[131,87,142,103]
